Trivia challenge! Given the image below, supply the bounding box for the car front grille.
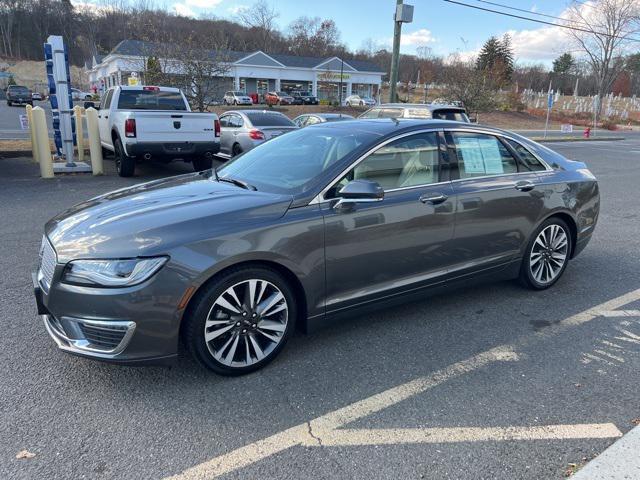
[78,322,130,350]
[39,236,57,291]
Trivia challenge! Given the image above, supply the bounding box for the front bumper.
[126,141,220,159]
[33,262,185,366]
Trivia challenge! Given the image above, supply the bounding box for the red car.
[265,91,294,106]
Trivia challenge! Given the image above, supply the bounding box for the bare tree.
[567,0,640,117]
[443,55,498,114]
[236,0,279,51]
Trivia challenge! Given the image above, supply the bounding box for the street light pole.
[389,0,403,103]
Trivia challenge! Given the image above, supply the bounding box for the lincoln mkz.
[33,119,599,375]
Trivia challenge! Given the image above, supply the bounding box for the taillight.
[143,86,160,91]
[214,119,220,137]
[248,129,265,140]
[124,119,136,138]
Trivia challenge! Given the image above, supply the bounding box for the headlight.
[62,257,168,287]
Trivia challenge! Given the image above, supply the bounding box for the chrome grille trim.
[38,236,56,292]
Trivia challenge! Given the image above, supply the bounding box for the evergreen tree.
[553,53,575,75]
[476,34,514,86]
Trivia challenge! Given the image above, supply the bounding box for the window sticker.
[456,136,504,175]
[477,137,504,174]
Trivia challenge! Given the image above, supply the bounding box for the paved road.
[0,141,639,479]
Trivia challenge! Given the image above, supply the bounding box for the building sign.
[319,73,351,81]
[560,124,573,133]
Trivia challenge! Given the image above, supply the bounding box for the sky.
[74,0,579,65]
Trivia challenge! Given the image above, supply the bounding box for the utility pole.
[389,0,413,103]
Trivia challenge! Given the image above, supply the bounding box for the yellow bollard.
[32,107,54,178]
[74,105,85,163]
[85,107,103,175]
[26,104,39,164]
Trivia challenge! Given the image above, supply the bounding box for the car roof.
[376,103,466,111]
[307,118,507,135]
[316,113,354,119]
[225,109,288,116]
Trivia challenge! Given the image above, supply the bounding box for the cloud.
[506,25,570,62]
[530,4,538,13]
[400,28,437,46]
[185,0,223,8]
[173,3,196,17]
[228,5,249,15]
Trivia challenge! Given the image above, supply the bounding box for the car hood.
[45,172,293,261]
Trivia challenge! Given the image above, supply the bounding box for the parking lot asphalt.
[1,140,639,480]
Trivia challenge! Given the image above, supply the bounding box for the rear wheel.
[232,143,242,157]
[193,156,213,172]
[114,137,135,177]
[183,266,296,375]
[519,218,572,290]
[7,101,11,106]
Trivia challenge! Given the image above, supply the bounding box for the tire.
[346,101,351,107]
[101,146,112,158]
[519,217,572,290]
[7,101,11,106]
[232,143,242,157]
[114,137,135,177]
[193,156,213,172]
[233,100,237,105]
[183,266,297,375]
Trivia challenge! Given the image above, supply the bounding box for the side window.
[101,89,113,109]
[219,115,230,127]
[505,139,547,171]
[306,116,320,126]
[230,115,244,128]
[330,132,440,194]
[450,132,518,179]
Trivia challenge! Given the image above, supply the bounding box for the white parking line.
[599,310,640,317]
[165,288,640,480]
[311,424,622,446]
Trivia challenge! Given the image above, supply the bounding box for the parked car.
[345,94,376,107]
[223,91,253,106]
[291,91,318,105]
[71,88,93,101]
[359,103,471,122]
[97,85,220,177]
[217,109,297,159]
[292,113,354,127]
[34,119,599,375]
[265,91,294,105]
[6,85,32,106]
[31,92,43,101]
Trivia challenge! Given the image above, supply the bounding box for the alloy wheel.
[204,279,288,367]
[529,224,569,284]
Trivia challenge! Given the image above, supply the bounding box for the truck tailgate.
[132,112,216,143]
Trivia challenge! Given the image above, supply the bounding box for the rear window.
[431,109,469,122]
[360,108,405,119]
[9,86,29,94]
[245,112,295,127]
[117,90,187,111]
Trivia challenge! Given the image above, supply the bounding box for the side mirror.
[335,179,384,208]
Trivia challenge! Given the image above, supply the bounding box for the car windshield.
[233,91,245,96]
[10,86,29,94]
[216,127,381,195]
[276,92,288,96]
[117,90,187,110]
[360,108,405,119]
[245,112,295,127]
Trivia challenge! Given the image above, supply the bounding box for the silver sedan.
[217,110,297,159]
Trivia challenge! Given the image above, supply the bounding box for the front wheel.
[193,156,212,172]
[114,138,135,177]
[519,218,572,290]
[183,266,297,375]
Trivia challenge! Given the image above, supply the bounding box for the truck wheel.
[114,138,135,177]
[193,157,213,172]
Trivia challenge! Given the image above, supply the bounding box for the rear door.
[218,114,232,154]
[98,88,114,148]
[445,129,544,275]
[321,130,456,313]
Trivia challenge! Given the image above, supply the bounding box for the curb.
[530,136,625,143]
[572,425,640,479]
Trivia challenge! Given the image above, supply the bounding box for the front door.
[321,130,456,313]
[97,89,114,148]
[445,130,544,275]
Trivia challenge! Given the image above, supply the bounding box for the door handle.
[515,180,535,192]
[419,193,448,205]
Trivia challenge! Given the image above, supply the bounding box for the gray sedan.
[217,109,297,160]
[34,120,599,375]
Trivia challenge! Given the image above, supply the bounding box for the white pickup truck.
[97,85,220,177]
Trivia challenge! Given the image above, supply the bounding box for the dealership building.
[87,40,384,101]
